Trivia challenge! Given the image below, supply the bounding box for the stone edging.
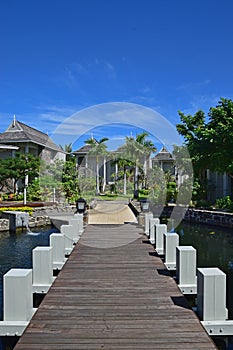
[184,208,233,228]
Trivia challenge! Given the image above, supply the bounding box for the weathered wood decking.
[14,220,217,350]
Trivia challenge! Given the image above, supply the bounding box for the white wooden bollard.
[197,268,233,336]
[144,212,153,236]
[33,246,55,293]
[69,218,81,243]
[197,268,228,321]
[0,269,37,336]
[50,233,67,270]
[61,224,75,255]
[176,246,197,294]
[149,218,160,244]
[154,224,167,254]
[164,232,179,270]
[74,213,84,234]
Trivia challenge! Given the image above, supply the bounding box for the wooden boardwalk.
[14,208,217,349]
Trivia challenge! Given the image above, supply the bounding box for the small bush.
[215,196,233,211]
[0,206,34,216]
[195,199,212,208]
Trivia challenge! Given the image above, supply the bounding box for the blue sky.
[1,0,233,150]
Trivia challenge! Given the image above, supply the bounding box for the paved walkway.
[15,202,217,349]
[88,201,137,225]
[14,223,217,350]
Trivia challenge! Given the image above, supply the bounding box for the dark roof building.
[0,116,65,161]
[152,146,175,174]
[0,117,62,152]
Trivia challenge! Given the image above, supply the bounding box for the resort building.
[0,116,65,162]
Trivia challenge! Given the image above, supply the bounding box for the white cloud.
[50,102,183,149]
[181,94,220,116]
[176,79,211,91]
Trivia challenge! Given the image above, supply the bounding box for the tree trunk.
[134,163,139,199]
[96,158,100,195]
[123,168,127,196]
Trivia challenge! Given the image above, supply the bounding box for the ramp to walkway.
[88,201,137,224]
[14,224,217,350]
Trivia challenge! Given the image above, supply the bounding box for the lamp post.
[23,170,28,206]
[140,198,149,212]
[76,198,87,214]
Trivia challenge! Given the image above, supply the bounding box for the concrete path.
[88,201,137,225]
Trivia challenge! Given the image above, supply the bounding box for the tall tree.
[176,98,233,199]
[59,143,74,161]
[135,131,157,188]
[111,152,133,196]
[85,137,109,195]
[0,153,40,193]
[120,132,156,198]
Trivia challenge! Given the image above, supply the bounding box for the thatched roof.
[0,118,64,153]
[73,144,93,154]
[152,146,173,161]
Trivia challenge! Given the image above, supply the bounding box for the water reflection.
[177,221,233,350]
[0,226,59,350]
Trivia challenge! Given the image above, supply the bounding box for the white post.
[33,246,55,293]
[197,268,233,336]
[155,224,167,255]
[69,218,81,242]
[61,224,75,255]
[103,156,106,192]
[0,268,37,336]
[4,269,34,321]
[23,187,27,205]
[74,213,84,234]
[164,232,179,270]
[53,188,56,203]
[197,268,228,321]
[149,218,160,244]
[50,233,67,270]
[144,212,153,236]
[176,246,197,294]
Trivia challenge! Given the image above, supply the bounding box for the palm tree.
[111,152,133,196]
[85,137,109,195]
[59,143,73,162]
[120,132,156,198]
[135,132,157,188]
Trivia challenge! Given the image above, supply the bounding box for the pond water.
[0,222,233,349]
[0,226,59,350]
[177,221,233,350]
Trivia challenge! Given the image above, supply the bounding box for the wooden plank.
[14,222,217,350]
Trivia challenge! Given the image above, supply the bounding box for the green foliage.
[139,189,149,196]
[166,181,178,203]
[0,206,34,216]
[215,196,233,211]
[195,199,212,208]
[177,98,233,178]
[147,166,166,205]
[77,176,96,197]
[0,153,40,193]
[27,179,42,201]
[176,98,233,200]
[85,137,109,195]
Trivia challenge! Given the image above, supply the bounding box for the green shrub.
[195,199,212,208]
[0,206,34,216]
[215,196,233,211]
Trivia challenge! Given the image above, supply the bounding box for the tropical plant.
[119,132,156,198]
[0,153,40,193]
[111,151,133,195]
[59,143,74,162]
[84,137,109,195]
